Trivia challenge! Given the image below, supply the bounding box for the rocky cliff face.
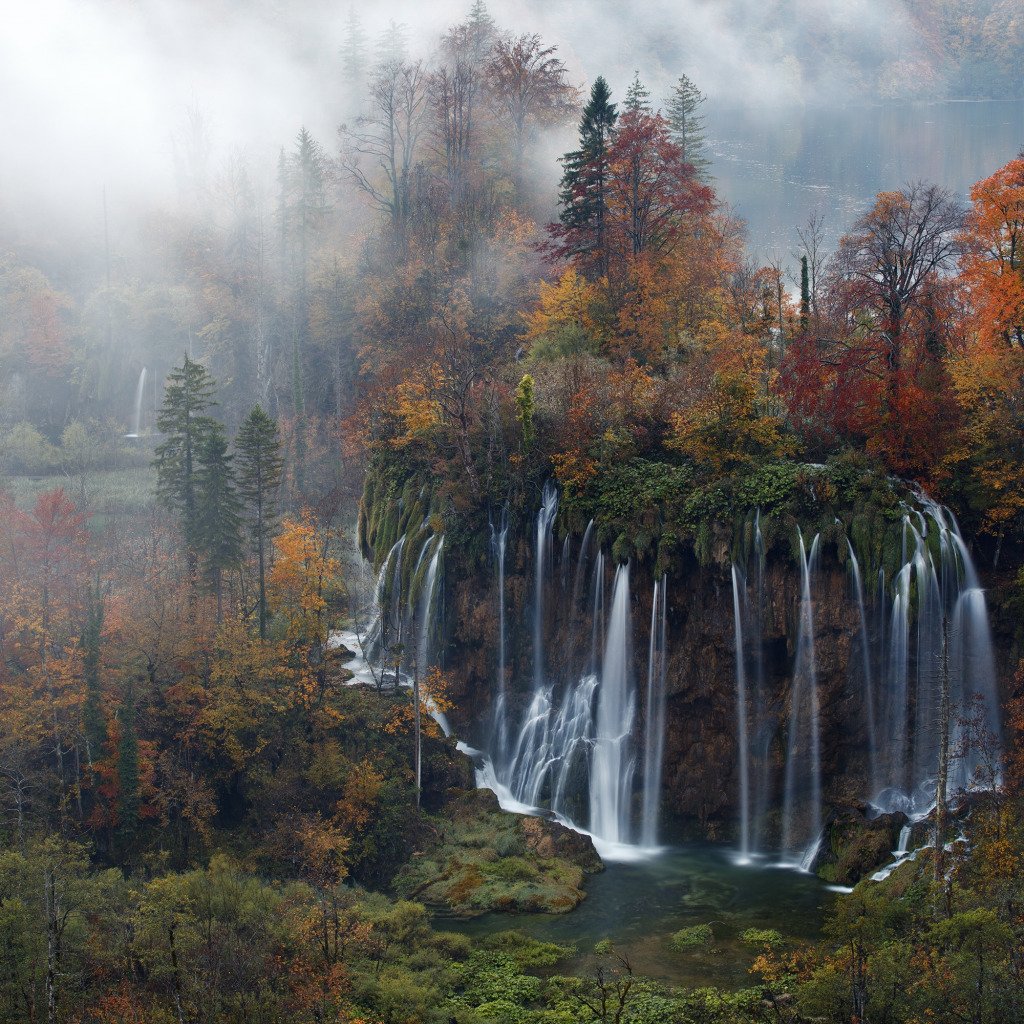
[438,536,1016,844]
[359,457,1019,846]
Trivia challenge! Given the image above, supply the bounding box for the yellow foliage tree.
[668,324,794,476]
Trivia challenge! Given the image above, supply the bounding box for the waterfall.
[590,564,636,847]
[128,366,146,437]
[847,540,880,796]
[750,513,772,857]
[491,509,510,763]
[480,487,669,860]
[731,564,752,862]
[640,576,667,848]
[417,538,444,672]
[364,536,406,663]
[871,500,1001,813]
[534,481,559,690]
[781,531,821,865]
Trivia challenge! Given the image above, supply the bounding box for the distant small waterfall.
[128,367,146,437]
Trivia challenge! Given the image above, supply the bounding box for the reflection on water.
[435,844,836,989]
[710,100,1024,266]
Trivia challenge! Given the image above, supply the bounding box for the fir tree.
[624,71,652,113]
[339,6,368,112]
[376,20,408,67]
[153,355,219,591]
[195,422,242,619]
[556,76,618,278]
[236,405,284,639]
[665,73,710,180]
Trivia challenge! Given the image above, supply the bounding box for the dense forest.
[2,1,1024,1022]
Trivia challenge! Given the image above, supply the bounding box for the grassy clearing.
[2,465,157,516]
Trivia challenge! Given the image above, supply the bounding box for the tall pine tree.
[236,405,284,638]
[195,423,243,620]
[665,74,710,180]
[554,76,618,278]
[153,355,219,593]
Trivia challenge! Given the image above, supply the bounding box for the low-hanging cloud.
[0,0,936,243]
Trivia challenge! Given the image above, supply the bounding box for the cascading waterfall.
[847,539,880,796]
[417,538,444,672]
[640,576,668,848]
[781,532,822,865]
[731,564,752,862]
[534,481,559,690]
[590,564,636,847]
[490,510,510,763]
[482,488,668,859]
[355,478,1000,869]
[871,501,1001,813]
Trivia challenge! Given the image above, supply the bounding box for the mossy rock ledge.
[814,804,909,884]
[393,789,602,917]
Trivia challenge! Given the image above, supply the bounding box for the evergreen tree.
[153,355,219,590]
[80,581,106,768]
[665,73,710,179]
[195,422,243,619]
[800,255,811,334]
[376,20,408,67]
[624,71,652,113]
[236,405,284,639]
[339,6,368,112]
[555,76,618,278]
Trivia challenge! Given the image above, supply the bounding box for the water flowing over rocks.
[358,460,1012,880]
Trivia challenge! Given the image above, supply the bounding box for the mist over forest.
[2,2,1024,1023]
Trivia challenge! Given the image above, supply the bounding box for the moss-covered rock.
[816,805,908,885]
[393,789,602,917]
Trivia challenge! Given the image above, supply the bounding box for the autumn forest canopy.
[3,1,1024,1022]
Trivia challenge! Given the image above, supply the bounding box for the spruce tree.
[153,355,219,591]
[236,405,284,638]
[195,422,243,619]
[624,71,652,113]
[339,6,368,110]
[665,74,710,179]
[557,76,618,278]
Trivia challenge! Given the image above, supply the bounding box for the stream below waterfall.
[433,844,835,989]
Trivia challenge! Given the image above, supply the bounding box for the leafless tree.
[794,209,828,326]
[340,60,427,244]
[429,59,479,206]
[484,33,578,177]
[830,183,964,379]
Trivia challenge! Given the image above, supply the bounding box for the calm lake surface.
[708,100,1024,265]
[437,844,836,989]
